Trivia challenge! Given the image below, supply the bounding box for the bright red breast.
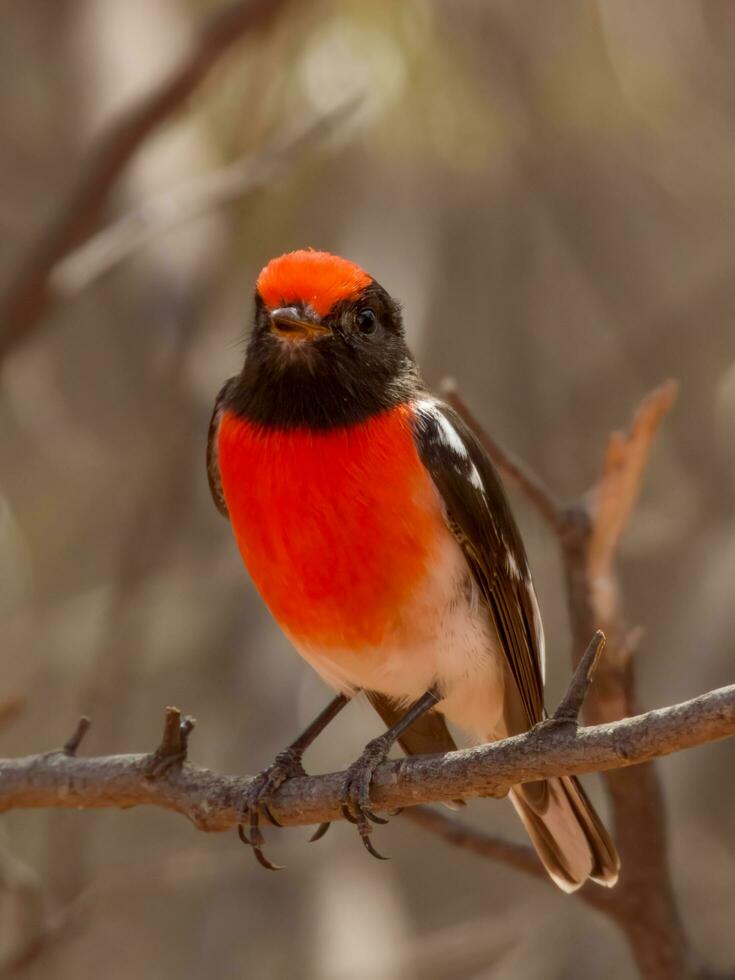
[217,405,442,649]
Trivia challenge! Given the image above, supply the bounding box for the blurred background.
[1,1,734,977]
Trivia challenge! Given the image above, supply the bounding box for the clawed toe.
[238,750,306,870]
[251,844,284,872]
[309,821,331,843]
[340,802,359,825]
[237,820,284,871]
[364,809,389,825]
[359,827,389,861]
[240,734,395,867]
[340,737,392,859]
[261,802,283,828]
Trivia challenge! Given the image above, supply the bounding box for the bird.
[207,248,619,891]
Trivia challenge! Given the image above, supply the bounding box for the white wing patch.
[415,398,486,496]
[527,575,546,682]
[467,461,484,492]
[415,399,465,455]
[505,546,521,580]
[434,411,468,457]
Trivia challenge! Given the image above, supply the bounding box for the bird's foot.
[238,747,306,871]
[340,734,393,860]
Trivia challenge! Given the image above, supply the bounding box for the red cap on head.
[256,250,372,318]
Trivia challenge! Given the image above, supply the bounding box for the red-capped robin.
[208,249,619,891]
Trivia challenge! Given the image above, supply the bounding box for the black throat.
[225,287,423,431]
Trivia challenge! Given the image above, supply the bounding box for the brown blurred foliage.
[1,1,734,978]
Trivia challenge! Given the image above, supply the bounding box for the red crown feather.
[256,250,372,317]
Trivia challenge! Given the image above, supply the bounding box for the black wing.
[413,399,546,731]
[207,377,238,518]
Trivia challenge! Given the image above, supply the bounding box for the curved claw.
[339,739,394,857]
[309,821,331,843]
[360,830,389,861]
[262,802,283,828]
[238,811,283,869]
[248,810,265,849]
[253,846,284,872]
[340,803,359,825]
[237,751,308,869]
[364,809,389,825]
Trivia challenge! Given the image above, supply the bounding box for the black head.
[225,250,422,430]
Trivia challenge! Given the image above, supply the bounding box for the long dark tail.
[510,776,620,893]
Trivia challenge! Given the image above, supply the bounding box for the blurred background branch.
[0,702,25,737]
[0,0,292,360]
[50,98,359,297]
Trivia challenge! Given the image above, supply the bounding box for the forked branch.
[0,680,732,832]
[440,381,730,980]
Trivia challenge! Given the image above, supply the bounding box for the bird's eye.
[356,309,377,335]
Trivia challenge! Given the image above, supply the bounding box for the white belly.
[292,529,508,743]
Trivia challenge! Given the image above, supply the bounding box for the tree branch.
[400,806,619,916]
[401,806,545,880]
[49,99,359,296]
[551,630,606,725]
[0,0,292,361]
[434,381,727,980]
[0,686,732,831]
[588,380,679,584]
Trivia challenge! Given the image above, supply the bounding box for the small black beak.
[270,306,330,341]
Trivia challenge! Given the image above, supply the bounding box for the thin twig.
[50,98,360,296]
[401,806,616,915]
[62,717,91,757]
[552,631,606,724]
[588,379,679,583]
[402,806,543,879]
[144,707,197,779]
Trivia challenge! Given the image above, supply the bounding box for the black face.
[225,280,423,429]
